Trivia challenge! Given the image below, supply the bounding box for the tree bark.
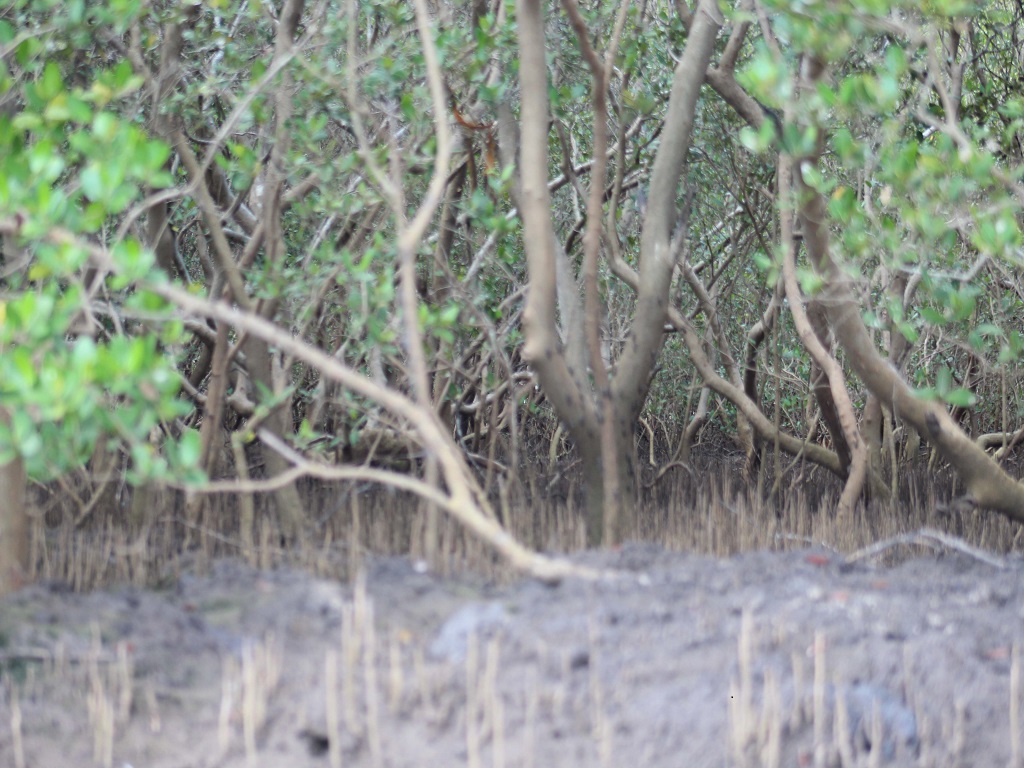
[779,154,866,517]
[515,0,723,543]
[610,0,723,418]
[244,332,306,541]
[794,59,1024,521]
[806,300,852,477]
[247,0,307,541]
[516,0,602,539]
[863,270,911,494]
[0,407,28,594]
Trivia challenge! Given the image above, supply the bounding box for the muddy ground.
[1,536,1023,768]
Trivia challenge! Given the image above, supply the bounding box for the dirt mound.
[1,542,1022,767]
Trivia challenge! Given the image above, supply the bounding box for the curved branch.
[779,155,866,516]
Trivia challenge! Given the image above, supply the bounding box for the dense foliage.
[2,0,1024,576]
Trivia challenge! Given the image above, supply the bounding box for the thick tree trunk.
[611,408,639,542]
[579,438,605,545]
[244,336,305,542]
[515,0,603,541]
[0,408,28,594]
[514,0,723,544]
[579,414,637,545]
[236,0,307,543]
[862,394,884,482]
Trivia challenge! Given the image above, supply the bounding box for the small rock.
[429,602,509,662]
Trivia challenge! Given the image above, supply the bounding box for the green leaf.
[739,120,777,154]
[943,388,976,408]
[896,321,918,344]
[797,266,824,295]
[827,185,856,221]
[38,61,64,101]
[92,111,118,142]
[438,303,460,325]
[80,164,104,201]
[176,429,202,468]
[43,92,72,121]
[111,238,155,281]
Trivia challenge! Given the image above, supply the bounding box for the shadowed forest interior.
[10,4,1024,766]
[3,0,1024,583]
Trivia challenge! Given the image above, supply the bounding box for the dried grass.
[24,455,1024,593]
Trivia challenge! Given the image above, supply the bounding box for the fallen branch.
[845,528,1007,569]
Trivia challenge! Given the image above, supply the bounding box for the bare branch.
[779,153,867,517]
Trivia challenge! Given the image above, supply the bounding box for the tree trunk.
[793,58,1024,519]
[237,0,307,543]
[514,0,723,544]
[0,407,28,594]
[515,0,603,541]
[579,437,605,545]
[806,300,852,477]
[245,336,305,542]
[826,284,1024,518]
[579,414,637,545]
[862,394,884,483]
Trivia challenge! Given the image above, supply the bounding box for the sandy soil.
[1,540,1023,767]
